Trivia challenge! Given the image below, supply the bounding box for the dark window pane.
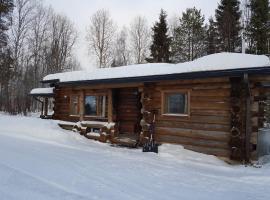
[166,93,187,114]
[85,96,97,116]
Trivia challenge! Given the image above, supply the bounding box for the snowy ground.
[0,114,270,200]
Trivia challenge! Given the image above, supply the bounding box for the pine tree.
[215,0,242,52]
[148,9,171,63]
[247,0,270,54]
[171,7,206,62]
[206,17,220,54]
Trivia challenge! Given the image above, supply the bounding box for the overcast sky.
[44,0,220,70]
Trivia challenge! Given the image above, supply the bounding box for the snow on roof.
[43,53,270,83]
[30,87,54,95]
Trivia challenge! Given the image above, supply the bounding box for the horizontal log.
[54,97,67,102]
[61,83,143,90]
[116,105,139,109]
[254,95,267,101]
[191,96,230,103]
[54,105,69,110]
[54,108,70,112]
[190,109,230,117]
[191,101,230,110]
[191,89,230,97]
[156,83,230,91]
[249,75,270,82]
[156,77,230,85]
[156,120,230,132]
[157,114,230,125]
[83,117,107,122]
[156,134,229,150]
[156,127,230,142]
[53,115,79,122]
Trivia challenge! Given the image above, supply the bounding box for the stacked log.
[140,83,156,144]
[230,77,244,160]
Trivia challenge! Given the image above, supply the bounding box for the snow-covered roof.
[30,87,54,96]
[43,53,270,83]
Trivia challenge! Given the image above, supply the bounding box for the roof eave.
[29,93,54,97]
[41,79,60,84]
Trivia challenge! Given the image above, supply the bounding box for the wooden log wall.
[53,86,109,122]
[139,75,270,161]
[141,78,232,158]
[53,86,78,121]
[51,75,270,161]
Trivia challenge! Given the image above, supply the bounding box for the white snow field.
[0,114,270,200]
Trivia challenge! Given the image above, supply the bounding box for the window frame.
[161,90,190,117]
[69,95,80,116]
[84,94,107,118]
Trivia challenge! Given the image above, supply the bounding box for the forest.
[0,0,269,114]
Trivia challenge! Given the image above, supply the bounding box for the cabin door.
[115,88,142,135]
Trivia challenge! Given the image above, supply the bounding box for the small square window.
[163,91,189,115]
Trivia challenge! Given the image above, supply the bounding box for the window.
[85,95,106,117]
[162,91,189,116]
[70,96,79,115]
[85,96,96,116]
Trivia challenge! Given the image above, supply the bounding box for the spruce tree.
[171,7,206,62]
[148,9,171,63]
[215,0,242,52]
[248,0,270,54]
[206,17,219,54]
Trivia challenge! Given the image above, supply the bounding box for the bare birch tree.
[11,0,34,71]
[86,9,116,68]
[45,13,77,74]
[9,0,35,114]
[27,2,51,87]
[129,16,150,64]
[1,0,79,114]
[112,26,131,67]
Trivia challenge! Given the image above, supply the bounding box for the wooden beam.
[244,73,252,162]
[229,76,243,161]
[108,89,113,123]
[44,97,48,116]
[79,90,85,121]
[68,82,144,90]
[41,101,44,116]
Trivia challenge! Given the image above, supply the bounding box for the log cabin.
[30,53,270,162]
